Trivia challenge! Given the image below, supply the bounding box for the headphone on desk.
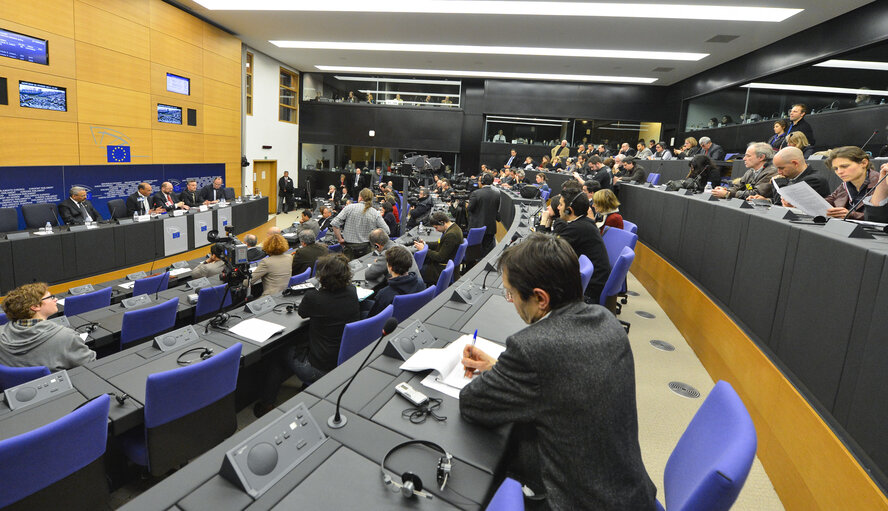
[380,440,453,500]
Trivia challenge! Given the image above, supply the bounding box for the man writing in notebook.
[459,233,656,510]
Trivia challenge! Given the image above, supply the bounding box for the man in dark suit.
[786,103,815,145]
[415,211,463,285]
[199,177,225,204]
[460,233,656,510]
[126,182,162,216]
[291,230,328,276]
[180,179,201,208]
[151,181,186,212]
[278,171,294,214]
[244,234,266,262]
[503,149,520,169]
[555,186,611,301]
[467,173,500,256]
[406,187,432,229]
[699,136,726,161]
[58,186,102,225]
[350,168,367,197]
[317,205,335,232]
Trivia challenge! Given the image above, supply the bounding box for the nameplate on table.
[172,209,185,217]
[171,261,190,269]
[199,205,209,212]
[6,232,30,240]
[134,214,151,222]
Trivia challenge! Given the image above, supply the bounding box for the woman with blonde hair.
[592,189,623,233]
[786,131,814,158]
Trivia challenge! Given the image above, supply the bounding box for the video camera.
[207,225,250,286]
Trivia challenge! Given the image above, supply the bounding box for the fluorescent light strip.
[488,116,569,123]
[197,1,802,22]
[318,66,656,84]
[742,83,888,97]
[813,59,888,72]
[271,41,706,61]
[488,120,566,127]
[358,90,454,97]
[334,76,460,85]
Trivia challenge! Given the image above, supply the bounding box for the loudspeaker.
[383,320,436,360]
[121,294,152,308]
[186,277,211,290]
[0,77,7,105]
[127,271,148,281]
[450,281,482,305]
[154,325,200,352]
[4,370,73,410]
[69,284,96,295]
[245,295,276,314]
[187,108,196,126]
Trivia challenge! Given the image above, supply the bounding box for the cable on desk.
[401,397,446,424]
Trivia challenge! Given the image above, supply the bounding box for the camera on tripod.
[207,225,250,286]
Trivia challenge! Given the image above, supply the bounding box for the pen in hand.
[464,330,479,378]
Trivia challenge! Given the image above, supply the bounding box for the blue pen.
[472,329,478,346]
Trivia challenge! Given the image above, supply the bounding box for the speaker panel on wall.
[187,108,196,126]
[0,77,7,105]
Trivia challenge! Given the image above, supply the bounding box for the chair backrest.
[646,173,655,183]
[485,477,524,511]
[337,305,393,366]
[578,254,594,295]
[452,239,468,268]
[64,287,113,317]
[224,187,235,199]
[120,297,179,348]
[21,203,59,229]
[602,227,638,268]
[392,285,437,323]
[328,243,343,253]
[662,381,758,511]
[466,226,487,246]
[0,311,7,326]
[289,267,311,286]
[194,283,233,319]
[600,247,635,304]
[132,272,170,297]
[107,199,127,219]
[435,260,455,297]
[0,207,18,233]
[0,394,110,509]
[317,227,328,240]
[0,364,51,391]
[540,189,551,201]
[622,220,638,234]
[650,173,661,185]
[413,245,428,268]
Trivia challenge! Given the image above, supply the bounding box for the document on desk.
[228,318,285,344]
[356,287,374,301]
[400,334,506,399]
[169,267,191,277]
[773,181,831,217]
[117,281,136,290]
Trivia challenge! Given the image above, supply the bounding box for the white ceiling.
[175,1,874,86]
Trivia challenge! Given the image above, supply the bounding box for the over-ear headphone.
[565,191,583,216]
[272,302,297,313]
[380,440,453,500]
[177,347,214,365]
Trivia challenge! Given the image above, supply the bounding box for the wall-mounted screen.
[158,103,182,124]
[166,73,190,95]
[19,81,66,111]
[0,28,48,65]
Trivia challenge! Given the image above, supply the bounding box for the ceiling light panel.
[196,1,802,22]
[270,41,708,61]
[317,66,657,84]
[813,60,888,71]
[742,83,888,97]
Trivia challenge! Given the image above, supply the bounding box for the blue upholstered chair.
[289,267,311,286]
[132,272,170,297]
[657,381,758,511]
[0,364,50,391]
[64,287,113,317]
[435,260,456,297]
[392,286,436,323]
[337,305,393,366]
[194,283,233,319]
[119,343,242,476]
[622,220,638,234]
[485,477,524,511]
[600,246,635,307]
[0,311,7,326]
[413,244,428,269]
[120,297,179,349]
[317,227,328,241]
[578,255,594,295]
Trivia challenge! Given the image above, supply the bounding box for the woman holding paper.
[823,146,879,220]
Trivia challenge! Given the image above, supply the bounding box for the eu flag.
[107,145,131,163]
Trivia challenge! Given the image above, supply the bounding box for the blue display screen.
[19,81,66,111]
[0,28,48,65]
[158,103,182,124]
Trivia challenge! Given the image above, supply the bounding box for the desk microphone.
[328,317,399,429]
[861,129,879,154]
[842,170,888,220]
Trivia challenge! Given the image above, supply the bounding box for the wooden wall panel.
[203,78,238,110]
[0,19,76,78]
[152,130,203,163]
[0,65,79,121]
[75,42,150,92]
[77,0,149,26]
[150,62,204,103]
[224,161,242,193]
[77,124,153,165]
[204,135,239,163]
[202,50,239,87]
[203,24,241,61]
[2,119,79,165]
[149,0,203,47]
[0,0,74,37]
[73,1,150,61]
[77,82,149,128]
[149,30,202,77]
[203,104,239,137]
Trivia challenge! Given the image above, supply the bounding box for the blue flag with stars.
[107,145,131,162]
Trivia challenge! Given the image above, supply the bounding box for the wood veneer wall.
[0,0,242,190]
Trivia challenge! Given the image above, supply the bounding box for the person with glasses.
[0,283,96,370]
[459,233,656,510]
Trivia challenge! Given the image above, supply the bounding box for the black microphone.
[328,317,399,429]
[861,129,879,153]
[480,261,497,290]
[842,170,888,220]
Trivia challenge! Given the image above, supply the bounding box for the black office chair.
[21,203,60,229]
[224,187,236,200]
[0,207,18,232]
[107,199,127,219]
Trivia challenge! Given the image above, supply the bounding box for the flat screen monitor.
[166,73,190,95]
[19,81,66,111]
[157,103,182,124]
[0,28,48,65]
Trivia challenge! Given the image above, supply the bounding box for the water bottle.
[419,221,423,233]
[44,221,51,233]
[133,211,138,221]
[704,182,712,192]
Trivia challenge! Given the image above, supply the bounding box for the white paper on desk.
[402,334,506,399]
[79,332,89,341]
[227,318,285,344]
[57,298,65,306]
[356,287,374,301]
[117,281,136,290]
[169,267,191,277]
[773,180,831,217]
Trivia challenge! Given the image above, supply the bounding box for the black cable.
[400,397,447,424]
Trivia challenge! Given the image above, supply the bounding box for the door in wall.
[253,160,277,215]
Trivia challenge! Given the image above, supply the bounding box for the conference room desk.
[618,182,888,484]
[0,197,269,295]
[119,203,531,510]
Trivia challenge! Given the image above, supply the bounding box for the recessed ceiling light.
[741,83,888,97]
[334,76,461,85]
[197,1,802,22]
[270,41,708,61]
[318,65,657,83]
[813,59,888,71]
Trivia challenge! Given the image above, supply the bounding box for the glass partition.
[301,143,456,174]
[301,73,461,108]
[484,115,662,150]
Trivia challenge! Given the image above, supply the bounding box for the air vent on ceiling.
[652,67,674,73]
[706,34,739,43]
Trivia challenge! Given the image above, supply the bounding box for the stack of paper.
[400,334,506,399]
[228,318,286,344]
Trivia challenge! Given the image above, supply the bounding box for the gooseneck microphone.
[842,170,888,220]
[328,317,399,429]
[861,129,879,153]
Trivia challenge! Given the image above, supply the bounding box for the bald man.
[747,147,830,206]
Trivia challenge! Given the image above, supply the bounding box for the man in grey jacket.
[460,233,656,510]
[363,228,419,290]
[0,283,96,371]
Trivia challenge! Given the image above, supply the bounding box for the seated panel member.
[459,234,657,510]
[126,182,163,216]
[367,245,426,318]
[414,212,463,286]
[823,146,879,220]
[180,179,202,208]
[291,230,328,277]
[0,283,96,371]
[151,181,187,212]
[192,243,226,279]
[200,176,226,204]
[58,186,102,225]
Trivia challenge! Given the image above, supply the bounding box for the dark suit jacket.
[460,301,657,510]
[125,192,152,215]
[554,216,611,300]
[199,184,225,203]
[247,246,266,262]
[291,243,328,276]
[467,186,500,234]
[350,174,368,197]
[58,198,102,225]
[703,143,725,161]
[787,117,815,145]
[503,154,520,169]
[151,191,179,212]
[180,189,201,208]
[420,223,463,284]
[278,176,294,197]
[772,165,830,204]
